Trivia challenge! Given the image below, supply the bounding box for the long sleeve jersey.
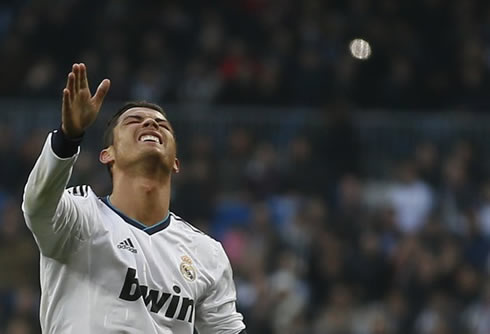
[22,130,246,334]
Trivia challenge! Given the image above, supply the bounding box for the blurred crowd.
[2,0,490,108]
[1,0,490,333]
[0,109,489,334]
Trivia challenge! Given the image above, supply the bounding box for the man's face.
[101,107,179,174]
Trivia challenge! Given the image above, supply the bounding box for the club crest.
[180,255,197,282]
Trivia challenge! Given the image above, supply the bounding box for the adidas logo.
[117,238,137,253]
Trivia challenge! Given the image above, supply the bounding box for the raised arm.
[22,64,110,259]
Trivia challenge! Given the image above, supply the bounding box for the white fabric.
[389,181,433,233]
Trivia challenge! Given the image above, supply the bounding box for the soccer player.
[22,63,247,333]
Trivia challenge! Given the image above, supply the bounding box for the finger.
[62,88,72,131]
[92,79,111,108]
[80,63,89,90]
[73,64,80,92]
[65,71,71,89]
[67,73,75,101]
[62,88,71,112]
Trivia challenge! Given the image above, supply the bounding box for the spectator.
[463,282,490,334]
[389,160,434,233]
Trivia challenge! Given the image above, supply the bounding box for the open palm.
[62,63,110,137]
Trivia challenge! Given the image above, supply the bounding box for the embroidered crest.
[180,255,197,282]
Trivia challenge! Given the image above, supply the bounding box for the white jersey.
[22,133,246,334]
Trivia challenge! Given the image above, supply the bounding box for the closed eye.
[123,115,144,125]
[159,123,171,131]
[122,114,173,133]
[155,119,173,133]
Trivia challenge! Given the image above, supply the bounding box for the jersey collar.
[101,196,171,235]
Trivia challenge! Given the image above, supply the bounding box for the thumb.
[93,79,111,108]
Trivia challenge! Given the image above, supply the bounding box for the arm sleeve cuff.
[50,126,83,158]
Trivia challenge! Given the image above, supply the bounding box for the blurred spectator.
[291,48,330,107]
[4,316,36,334]
[389,160,434,233]
[1,103,489,334]
[283,136,323,196]
[463,282,490,334]
[177,59,222,105]
[2,0,490,108]
[414,292,456,334]
[439,153,474,233]
[0,201,38,289]
[311,106,361,188]
[312,283,356,334]
[268,251,308,334]
[245,141,281,198]
[173,134,216,224]
[129,65,169,102]
[348,229,391,302]
[477,181,490,237]
[22,56,58,97]
[218,127,253,195]
[462,210,490,271]
[332,174,365,244]
[414,141,440,188]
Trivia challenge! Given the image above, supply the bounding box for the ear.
[99,147,115,166]
[173,158,180,174]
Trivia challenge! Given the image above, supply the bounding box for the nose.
[142,118,159,129]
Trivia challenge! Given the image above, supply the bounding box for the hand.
[62,63,110,137]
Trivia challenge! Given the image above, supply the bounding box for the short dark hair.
[102,101,169,178]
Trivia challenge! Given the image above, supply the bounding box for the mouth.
[138,134,162,144]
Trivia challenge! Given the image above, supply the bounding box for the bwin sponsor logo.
[119,268,194,323]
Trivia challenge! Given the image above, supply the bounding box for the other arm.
[195,242,247,334]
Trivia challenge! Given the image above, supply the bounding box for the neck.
[110,169,172,227]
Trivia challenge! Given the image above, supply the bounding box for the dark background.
[2,0,490,109]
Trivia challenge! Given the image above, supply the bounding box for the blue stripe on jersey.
[143,212,170,234]
[101,196,171,235]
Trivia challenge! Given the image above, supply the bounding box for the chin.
[138,151,172,171]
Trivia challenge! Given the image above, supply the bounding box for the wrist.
[61,124,84,139]
[51,125,84,158]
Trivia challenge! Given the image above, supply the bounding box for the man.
[22,63,247,333]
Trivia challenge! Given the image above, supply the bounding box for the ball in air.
[349,38,372,60]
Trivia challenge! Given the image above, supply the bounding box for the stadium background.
[1,0,490,333]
